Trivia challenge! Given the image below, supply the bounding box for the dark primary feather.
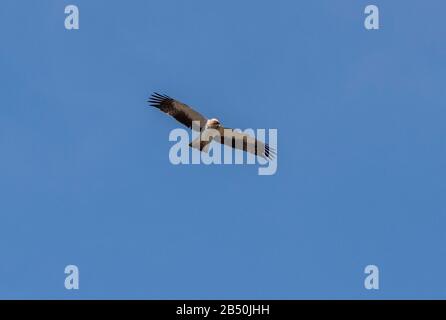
[218,128,276,160]
[148,93,208,131]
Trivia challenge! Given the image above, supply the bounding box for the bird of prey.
[148,92,275,160]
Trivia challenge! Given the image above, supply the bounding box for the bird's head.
[206,118,221,129]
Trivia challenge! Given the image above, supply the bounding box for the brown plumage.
[148,93,207,131]
[148,93,275,160]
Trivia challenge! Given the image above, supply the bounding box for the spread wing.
[148,93,208,131]
[217,128,276,160]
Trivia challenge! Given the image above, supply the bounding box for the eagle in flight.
[148,92,275,160]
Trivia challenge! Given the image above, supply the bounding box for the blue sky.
[0,0,445,299]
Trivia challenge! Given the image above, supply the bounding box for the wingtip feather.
[148,92,173,107]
